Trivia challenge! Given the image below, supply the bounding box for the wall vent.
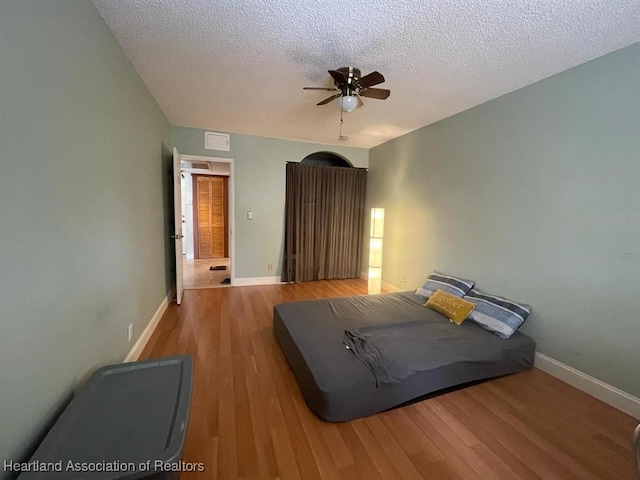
[191,162,210,170]
[205,131,230,151]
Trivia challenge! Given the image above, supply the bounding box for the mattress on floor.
[273,291,535,422]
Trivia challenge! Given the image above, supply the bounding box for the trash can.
[17,355,194,480]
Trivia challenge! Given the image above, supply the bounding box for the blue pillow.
[415,270,474,299]
[465,288,532,339]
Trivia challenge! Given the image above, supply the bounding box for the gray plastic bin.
[17,355,193,480]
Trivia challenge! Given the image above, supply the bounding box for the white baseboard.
[123,291,172,363]
[360,271,402,292]
[234,276,284,286]
[186,253,194,260]
[534,352,640,420]
[383,281,401,292]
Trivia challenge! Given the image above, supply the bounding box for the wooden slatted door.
[194,175,228,259]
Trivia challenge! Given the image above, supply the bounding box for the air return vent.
[205,131,230,151]
[191,162,210,170]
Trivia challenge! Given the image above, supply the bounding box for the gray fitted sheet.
[273,291,535,422]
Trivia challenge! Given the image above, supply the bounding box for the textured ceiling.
[92,0,640,148]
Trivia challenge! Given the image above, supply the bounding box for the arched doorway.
[300,151,353,167]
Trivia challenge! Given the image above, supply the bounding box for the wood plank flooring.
[140,279,638,480]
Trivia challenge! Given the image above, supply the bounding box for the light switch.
[247,211,253,220]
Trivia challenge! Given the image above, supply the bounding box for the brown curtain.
[282,162,367,283]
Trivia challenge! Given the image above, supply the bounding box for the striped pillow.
[415,270,474,299]
[465,288,532,339]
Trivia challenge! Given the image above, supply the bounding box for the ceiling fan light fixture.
[340,95,358,112]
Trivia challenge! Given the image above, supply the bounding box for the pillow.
[425,289,475,325]
[464,288,532,339]
[415,270,475,299]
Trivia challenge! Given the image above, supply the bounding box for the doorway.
[180,155,234,289]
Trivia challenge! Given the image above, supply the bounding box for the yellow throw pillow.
[425,289,475,325]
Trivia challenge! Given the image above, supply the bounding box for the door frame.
[181,155,235,286]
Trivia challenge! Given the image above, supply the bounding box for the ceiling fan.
[303,67,390,112]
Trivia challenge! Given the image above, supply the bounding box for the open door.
[173,148,184,304]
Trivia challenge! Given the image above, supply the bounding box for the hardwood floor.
[140,279,637,480]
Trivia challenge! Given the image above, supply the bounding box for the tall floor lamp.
[368,208,384,294]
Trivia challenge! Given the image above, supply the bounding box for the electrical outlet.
[267,263,273,272]
[401,276,408,288]
[128,324,133,343]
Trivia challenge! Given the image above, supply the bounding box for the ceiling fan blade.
[360,88,390,100]
[303,87,338,90]
[317,93,341,106]
[355,93,365,108]
[328,69,347,84]
[358,71,385,88]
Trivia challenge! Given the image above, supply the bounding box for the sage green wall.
[367,43,640,397]
[0,1,173,473]
[172,127,369,278]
